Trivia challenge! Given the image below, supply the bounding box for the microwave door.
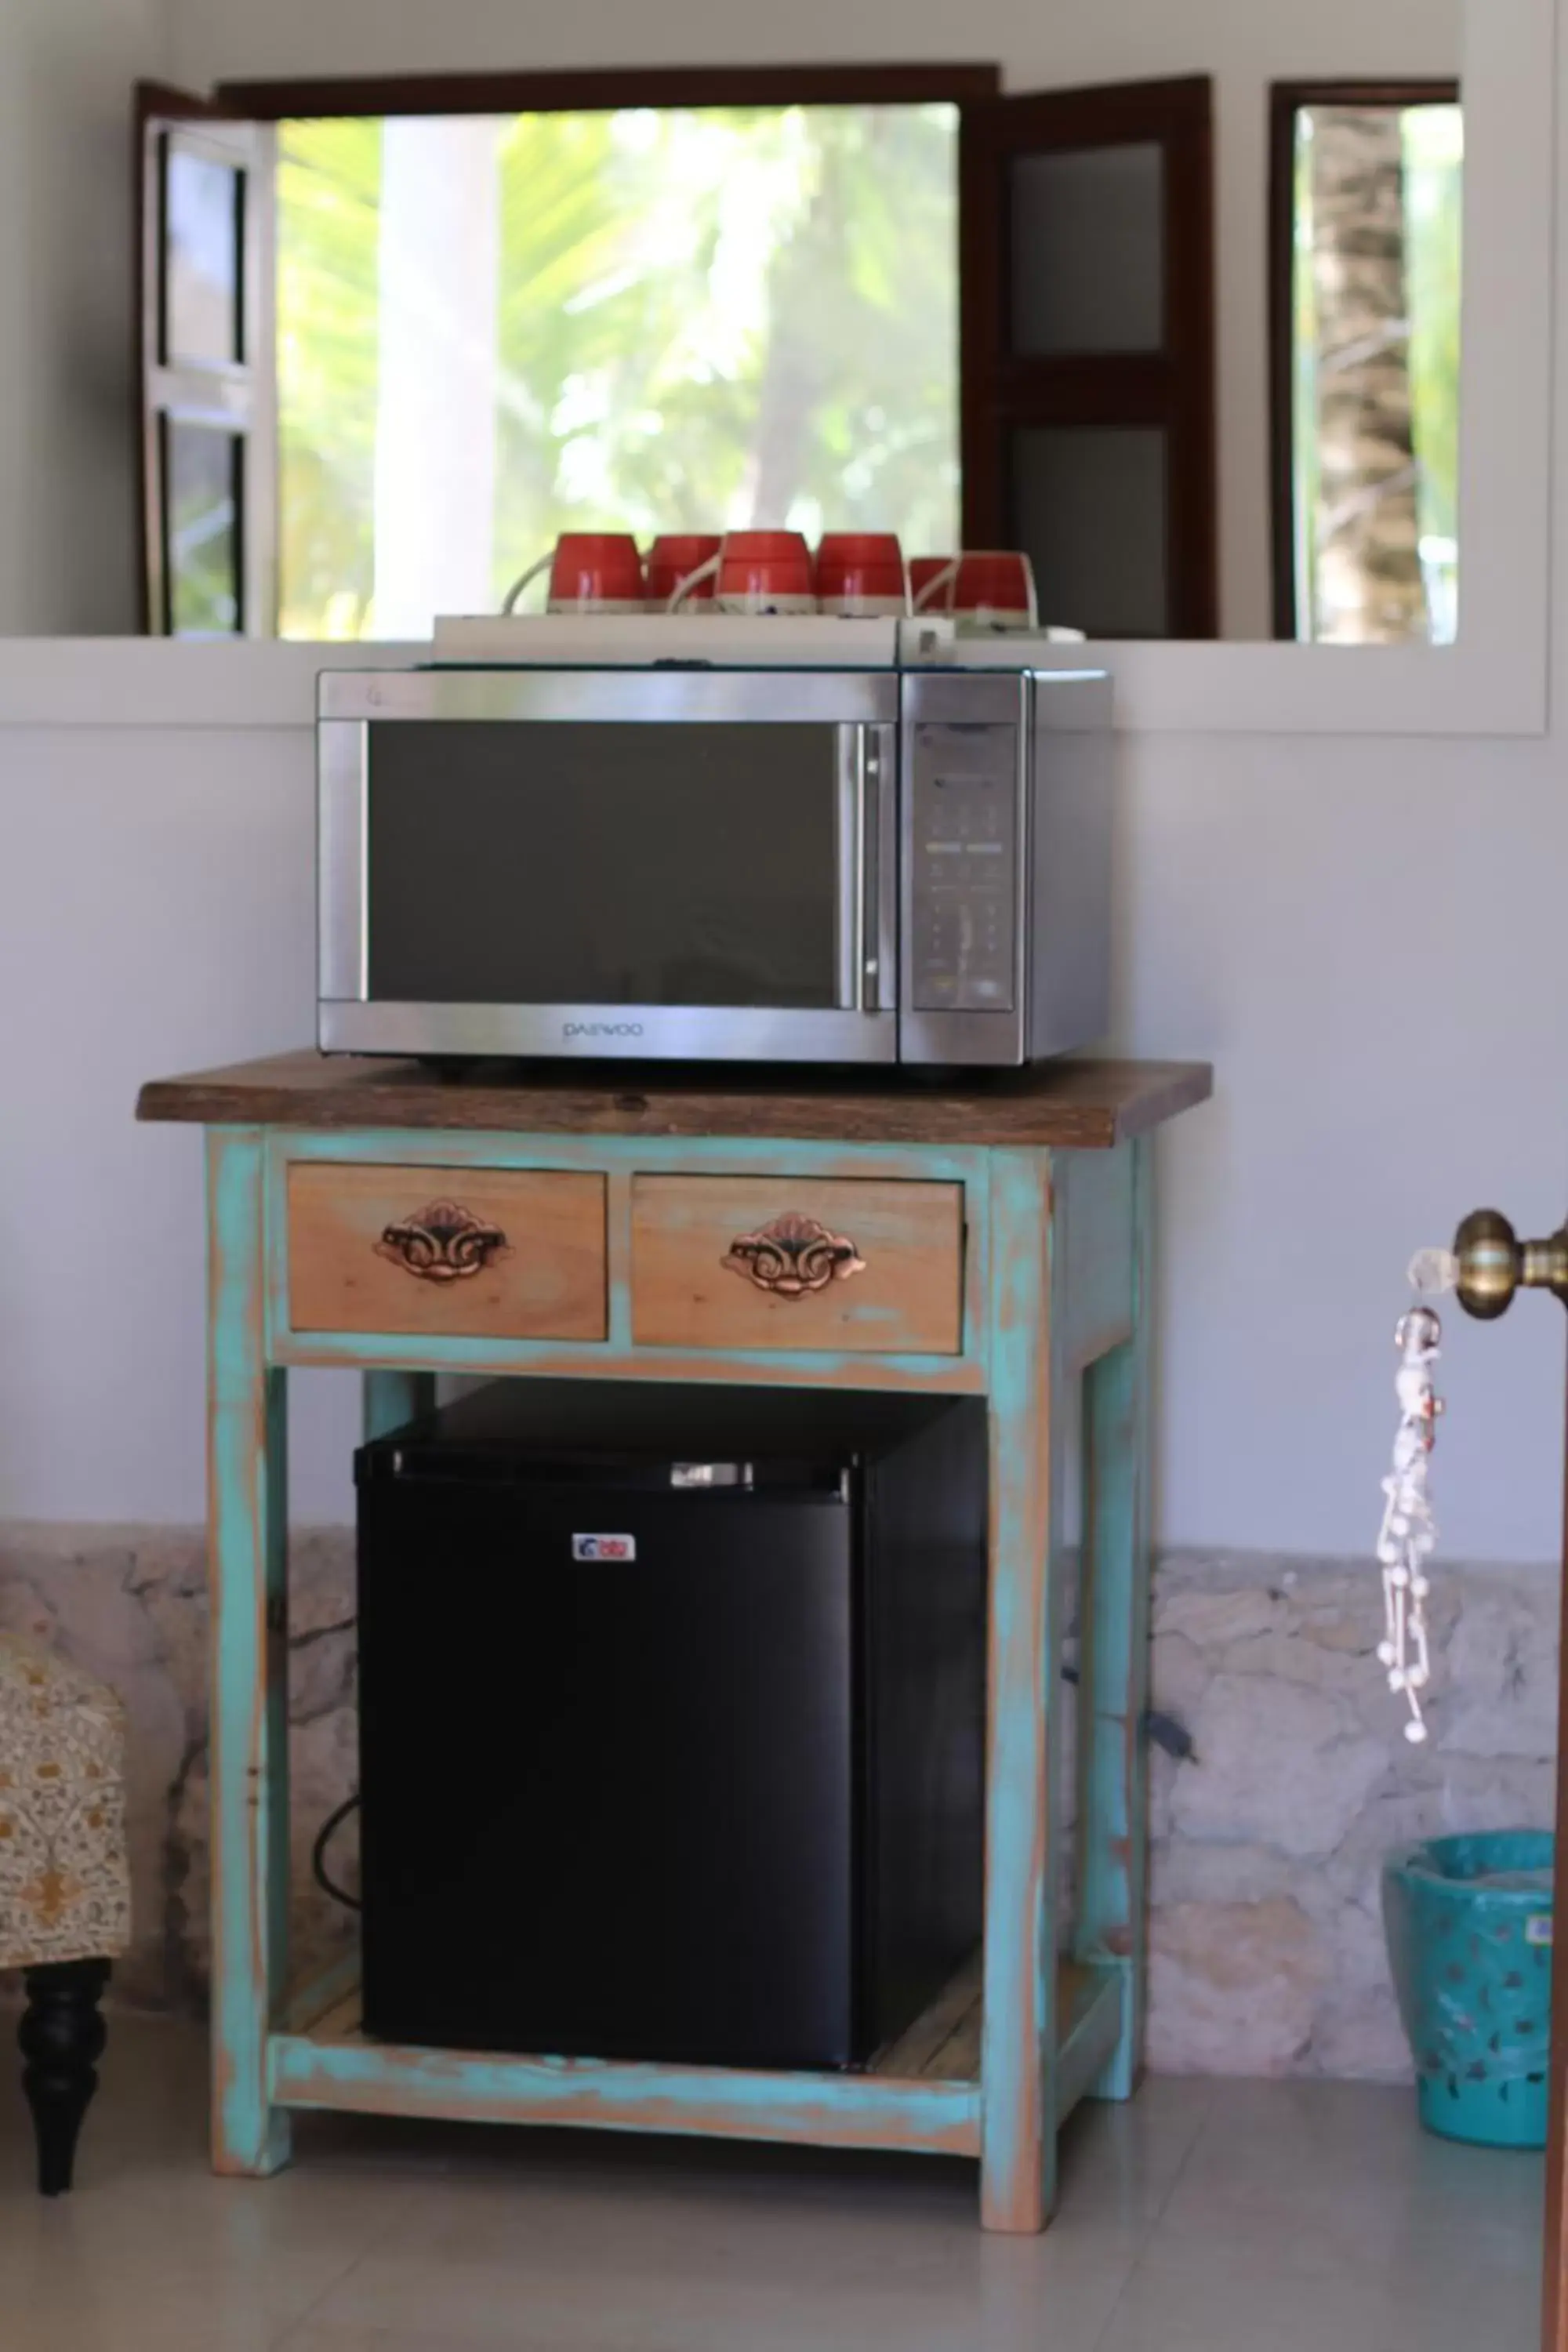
[318,669,898,1064]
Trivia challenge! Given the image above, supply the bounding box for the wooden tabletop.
[136,1051,1211,1150]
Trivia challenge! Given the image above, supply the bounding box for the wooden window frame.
[214,64,1002,118]
[1268,78,1461,643]
[227,64,1211,643]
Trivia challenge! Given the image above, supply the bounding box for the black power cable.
[1061,1664,1196,1762]
[310,1792,363,1912]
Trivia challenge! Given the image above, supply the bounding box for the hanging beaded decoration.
[1376,1249,1457,1743]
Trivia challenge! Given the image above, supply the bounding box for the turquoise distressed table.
[138,1050,1211,2232]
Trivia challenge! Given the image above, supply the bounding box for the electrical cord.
[310,1792,363,1912]
[1061,1664,1196,1762]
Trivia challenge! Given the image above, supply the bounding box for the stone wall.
[0,1526,1555,2077]
[1146,1554,1557,2077]
[0,1525,361,2012]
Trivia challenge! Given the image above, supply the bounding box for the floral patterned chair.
[0,1635,130,2193]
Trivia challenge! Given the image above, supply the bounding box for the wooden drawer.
[631,1176,964,1355]
[287,1165,608,1340]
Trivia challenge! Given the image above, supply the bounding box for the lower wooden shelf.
[269,1951,1123,2162]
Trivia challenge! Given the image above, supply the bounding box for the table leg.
[362,1370,437,1443]
[979,1149,1062,2232]
[1076,1134,1153,2100]
[206,1128,291,2176]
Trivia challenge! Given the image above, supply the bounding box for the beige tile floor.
[0,2013,1544,2351]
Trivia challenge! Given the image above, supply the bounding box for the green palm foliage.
[277,118,381,638]
[277,105,959,638]
[1290,102,1461,644]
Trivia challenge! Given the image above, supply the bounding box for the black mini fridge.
[354,1381,985,2071]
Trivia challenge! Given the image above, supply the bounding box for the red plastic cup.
[815,532,908,616]
[503,532,645,614]
[647,533,722,608]
[954,551,1036,626]
[909,556,954,613]
[673,528,816,614]
[913,551,1037,630]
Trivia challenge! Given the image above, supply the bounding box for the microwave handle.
[836,723,897,1014]
[864,724,897,1014]
[834,730,862,1011]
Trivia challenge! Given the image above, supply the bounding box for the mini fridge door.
[357,1475,858,2069]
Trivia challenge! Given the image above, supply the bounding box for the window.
[1271,84,1462,645]
[140,65,1221,642]
[273,104,959,639]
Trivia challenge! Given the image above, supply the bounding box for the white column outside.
[372,115,500,638]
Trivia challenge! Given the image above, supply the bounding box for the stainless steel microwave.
[317,630,1111,1068]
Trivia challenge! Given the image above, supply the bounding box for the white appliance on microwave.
[317,616,1110,1068]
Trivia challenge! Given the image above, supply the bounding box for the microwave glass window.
[365,722,839,1008]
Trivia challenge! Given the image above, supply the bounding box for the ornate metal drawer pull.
[722,1213,866,1299]
[375,1200,512,1283]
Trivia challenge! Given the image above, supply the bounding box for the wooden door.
[137,83,276,636]
[960,75,1217,638]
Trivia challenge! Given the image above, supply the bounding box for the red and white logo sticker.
[572,1534,637,1562]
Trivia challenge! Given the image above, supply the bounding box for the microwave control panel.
[909,723,1018,1014]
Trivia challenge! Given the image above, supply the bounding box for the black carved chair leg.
[19,1958,110,2195]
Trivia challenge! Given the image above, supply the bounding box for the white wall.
[0,719,368,1523]
[2,709,1566,1554]
[1,0,1560,1562]
[1128,730,1568,1563]
[167,0,1463,637]
[0,0,172,634]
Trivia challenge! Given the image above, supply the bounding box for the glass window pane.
[1290,103,1462,644]
[163,420,242,635]
[1012,426,1169,637]
[366,722,839,1007]
[1011,144,1163,356]
[164,147,243,366]
[275,106,961,640]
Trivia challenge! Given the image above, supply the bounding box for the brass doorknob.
[1453,1208,1568,1319]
